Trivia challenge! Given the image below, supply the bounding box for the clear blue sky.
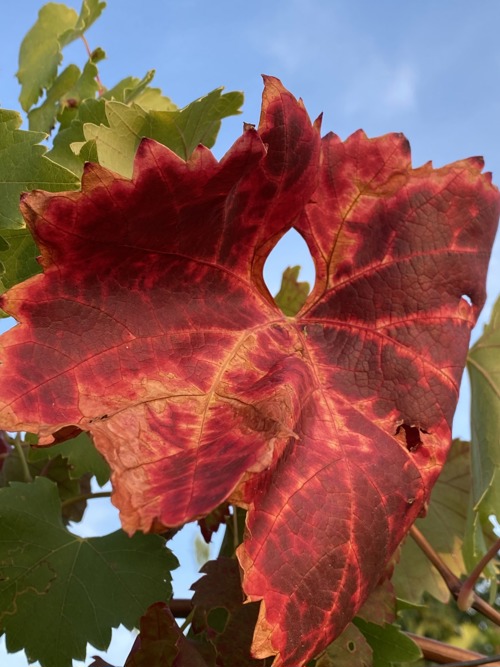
[1,1,500,665]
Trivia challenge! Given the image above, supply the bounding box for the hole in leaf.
[395,423,427,452]
[263,229,315,316]
[207,606,229,633]
[347,640,356,652]
[461,294,472,306]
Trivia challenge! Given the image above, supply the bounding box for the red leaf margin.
[0,77,498,666]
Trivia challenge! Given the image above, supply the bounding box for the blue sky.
[1,1,500,665]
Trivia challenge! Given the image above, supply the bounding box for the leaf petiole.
[13,433,32,483]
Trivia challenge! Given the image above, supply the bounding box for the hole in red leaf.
[395,423,426,452]
[264,228,315,296]
[461,294,472,306]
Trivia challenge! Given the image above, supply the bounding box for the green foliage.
[466,296,500,568]
[273,265,310,316]
[71,88,244,177]
[392,440,485,604]
[27,431,111,487]
[353,620,422,667]
[17,0,105,112]
[0,109,79,229]
[0,477,178,667]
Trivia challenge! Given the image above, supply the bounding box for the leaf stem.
[409,526,500,626]
[168,598,193,618]
[60,491,111,510]
[457,537,500,611]
[13,434,32,483]
[80,34,105,94]
[407,632,500,665]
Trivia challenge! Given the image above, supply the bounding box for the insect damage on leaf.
[0,76,498,667]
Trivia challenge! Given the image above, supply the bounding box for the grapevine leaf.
[356,579,396,626]
[102,71,176,111]
[145,88,244,160]
[0,228,41,296]
[77,88,244,177]
[28,64,81,133]
[0,439,91,524]
[0,109,79,228]
[17,3,78,111]
[466,296,500,566]
[273,266,310,316]
[0,477,177,667]
[0,77,498,667]
[353,619,421,667]
[77,101,148,177]
[124,602,209,667]
[27,431,111,486]
[190,558,273,667]
[59,0,106,44]
[392,439,485,603]
[56,58,102,129]
[316,623,372,667]
[46,98,107,174]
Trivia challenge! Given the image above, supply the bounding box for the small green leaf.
[0,477,177,667]
[60,0,106,44]
[0,228,41,297]
[316,623,372,667]
[146,88,244,160]
[80,101,148,177]
[103,72,177,111]
[76,88,244,178]
[466,296,500,567]
[28,64,81,133]
[0,109,79,229]
[274,266,310,316]
[353,619,421,667]
[46,98,107,174]
[28,431,111,486]
[392,439,495,603]
[17,2,78,111]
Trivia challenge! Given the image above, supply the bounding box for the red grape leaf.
[124,602,208,667]
[0,76,499,666]
[190,557,273,667]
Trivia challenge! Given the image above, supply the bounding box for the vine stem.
[13,434,32,483]
[60,491,111,510]
[457,536,500,611]
[407,633,500,665]
[80,34,105,94]
[409,526,500,626]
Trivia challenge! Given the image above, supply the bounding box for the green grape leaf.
[274,266,310,316]
[17,0,105,112]
[58,59,102,127]
[28,431,111,486]
[353,619,421,667]
[146,88,244,160]
[391,440,494,604]
[466,296,500,566]
[17,3,78,111]
[76,88,243,177]
[103,72,177,111]
[0,109,79,230]
[0,477,177,667]
[77,101,148,177]
[0,109,78,295]
[28,64,81,133]
[46,98,107,174]
[0,228,41,296]
[316,623,372,667]
[59,0,106,44]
